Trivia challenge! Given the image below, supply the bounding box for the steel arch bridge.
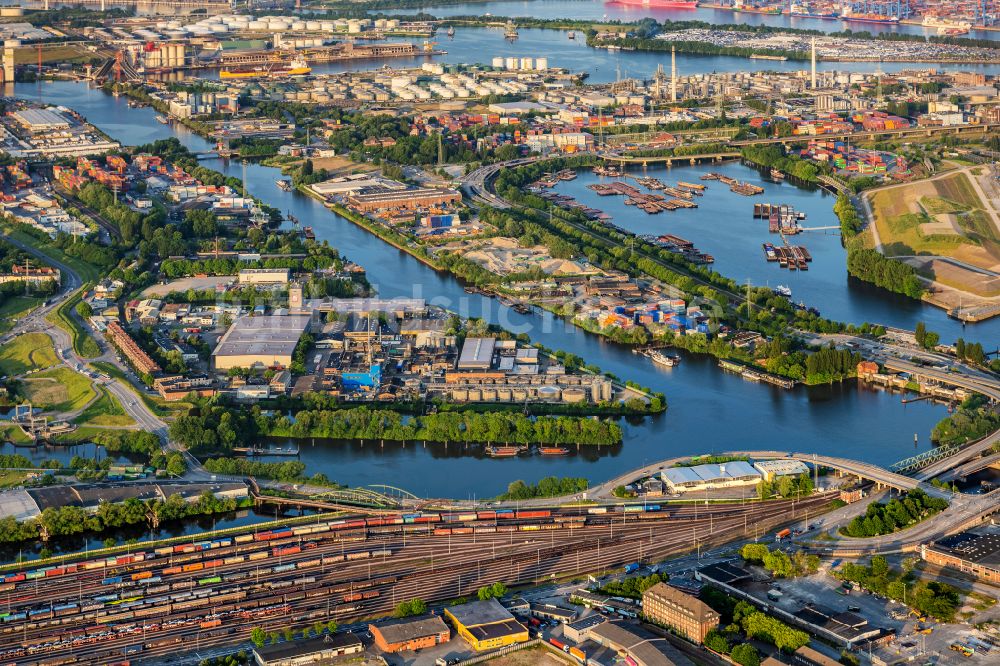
[312,485,420,509]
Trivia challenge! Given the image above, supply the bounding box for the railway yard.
[0,495,835,665]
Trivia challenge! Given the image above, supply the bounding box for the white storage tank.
[320,21,335,31]
[535,57,548,70]
[306,21,321,31]
[504,57,517,70]
[385,19,399,28]
[374,19,386,28]
[491,57,504,68]
[347,22,362,34]
[520,57,533,70]
[248,21,267,31]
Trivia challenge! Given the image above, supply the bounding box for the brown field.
[14,45,91,65]
[870,171,1000,277]
[908,258,1000,298]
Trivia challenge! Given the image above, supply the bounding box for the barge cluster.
[702,172,764,196]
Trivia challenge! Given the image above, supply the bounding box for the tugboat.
[773,285,792,297]
[770,168,784,180]
[155,115,169,124]
[504,20,519,39]
[276,179,292,191]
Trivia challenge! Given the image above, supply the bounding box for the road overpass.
[882,358,1000,402]
[939,451,1000,483]
[730,123,998,147]
[596,150,741,165]
[586,450,944,501]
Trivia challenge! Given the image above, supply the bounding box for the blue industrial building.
[341,363,382,391]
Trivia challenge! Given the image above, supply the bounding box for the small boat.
[486,445,523,458]
[770,168,784,180]
[504,20,518,39]
[446,26,455,37]
[539,447,570,456]
[302,226,315,240]
[649,350,679,368]
[276,179,292,191]
[155,115,168,124]
[568,31,575,39]
[773,285,792,297]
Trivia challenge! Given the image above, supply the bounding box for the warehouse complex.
[212,314,311,370]
[660,461,762,493]
[922,530,1000,584]
[444,599,529,651]
[253,633,363,666]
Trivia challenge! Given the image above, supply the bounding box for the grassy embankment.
[0,332,58,376]
[19,367,96,413]
[868,172,1000,297]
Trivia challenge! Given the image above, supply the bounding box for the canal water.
[14,79,988,497]
[375,0,1000,39]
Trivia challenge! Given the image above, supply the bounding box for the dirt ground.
[487,646,574,666]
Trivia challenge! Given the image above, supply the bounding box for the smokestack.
[671,46,677,103]
[810,37,817,89]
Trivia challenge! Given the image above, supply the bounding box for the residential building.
[106,321,161,376]
[641,582,720,644]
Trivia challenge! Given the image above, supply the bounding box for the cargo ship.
[788,2,839,19]
[732,1,783,15]
[841,11,899,25]
[220,58,311,80]
[607,0,698,7]
[921,16,972,35]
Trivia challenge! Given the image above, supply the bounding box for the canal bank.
[11,79,973,498]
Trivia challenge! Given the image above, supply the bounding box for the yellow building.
[444,599,529,651]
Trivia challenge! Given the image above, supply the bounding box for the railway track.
[0,496,834,665]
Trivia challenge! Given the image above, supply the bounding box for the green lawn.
[47,288,101,359]
[0,296,44,334]
[0,332,58,376]
[3,229,101,283]
[90,361,191,418]
[0,424,32,444]
[72,386,135,427]
[20,367,96,413]
[0,469,28,489]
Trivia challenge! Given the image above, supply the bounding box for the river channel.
[193,25,1000,86]
[14,79,993,498]
[376,0,1000,39]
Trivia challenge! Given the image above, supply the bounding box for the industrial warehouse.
[211,314,312,371]
[444,599,529,651]
[921,529,1000,585]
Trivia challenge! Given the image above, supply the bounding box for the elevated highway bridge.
[730,123,999,147]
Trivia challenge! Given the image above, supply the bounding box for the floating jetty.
[537,191,611,221]
[754,203,805,234]
[762,243,811,270]
[593,164,623,177]
[587,181,696,214]
[702,172,763,196]
[645,233,714,264]
[718,359,796,389]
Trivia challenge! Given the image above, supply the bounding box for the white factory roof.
[752,459,810,477]
[12,108,71,131]
[487,101,552,114]
[661,461,761,487]
[458,337,496,369]
[212,314,310,359]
